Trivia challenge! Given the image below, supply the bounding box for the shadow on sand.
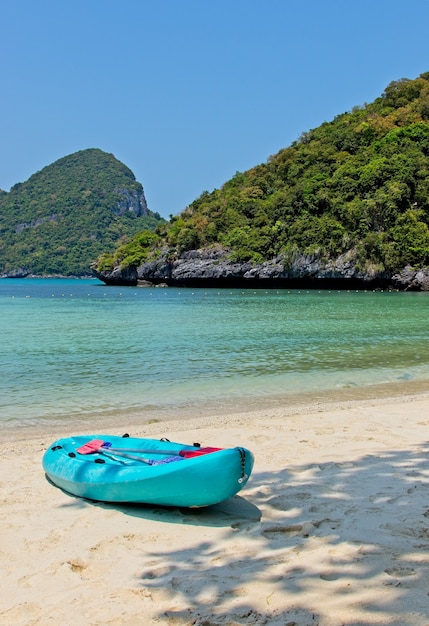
[48,474,262,529]
[136,443,429,625]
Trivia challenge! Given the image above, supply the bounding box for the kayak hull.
[42,435,254,507]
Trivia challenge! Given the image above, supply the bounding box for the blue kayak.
[42,434,254,507]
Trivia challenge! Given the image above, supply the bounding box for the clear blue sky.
[1,0,428,218]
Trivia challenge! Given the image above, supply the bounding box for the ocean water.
[1,278,429,432]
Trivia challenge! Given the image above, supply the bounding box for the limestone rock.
[93,247,429,290]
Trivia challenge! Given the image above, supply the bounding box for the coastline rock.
[390,266,429,291]
[92,264,138,286]
[92,247,427,290]
[1,267,31,278]
[129,248,394,288]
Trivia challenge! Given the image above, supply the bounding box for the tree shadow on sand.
[129,442,429,626]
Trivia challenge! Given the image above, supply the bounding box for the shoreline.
[2,384,429,624]
[5,376,429,443]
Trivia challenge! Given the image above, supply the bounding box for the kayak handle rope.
[237,448,248,484]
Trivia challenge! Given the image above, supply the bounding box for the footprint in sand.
[262,518,341,539]
[262,524,304,538]
[384,566,416,578]
[67,558,88,573]
[266,493,310,510]
[140,565,175,579]
[319,571,340,581]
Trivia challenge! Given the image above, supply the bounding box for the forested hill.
[0,149,164,276]
[94,73,429,288]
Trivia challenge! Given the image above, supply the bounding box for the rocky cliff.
[114,188,149,217]
[92,247,429,290]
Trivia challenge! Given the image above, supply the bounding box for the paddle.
[77,439,221,458]
[99,449,184,465]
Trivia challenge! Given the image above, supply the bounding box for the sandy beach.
[2,387,429,625]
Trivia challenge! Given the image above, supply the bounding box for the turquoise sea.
[1,278,429,433]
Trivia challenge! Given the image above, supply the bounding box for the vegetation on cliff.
[96,73,429,276]
[0,149,164,276]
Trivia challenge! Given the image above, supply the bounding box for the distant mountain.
[93,73,429,289]
[0,148,165,276]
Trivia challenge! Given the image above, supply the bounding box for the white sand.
[2,390,429,625]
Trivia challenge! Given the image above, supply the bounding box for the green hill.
[0,148,165,276]
[96,73,429,278]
